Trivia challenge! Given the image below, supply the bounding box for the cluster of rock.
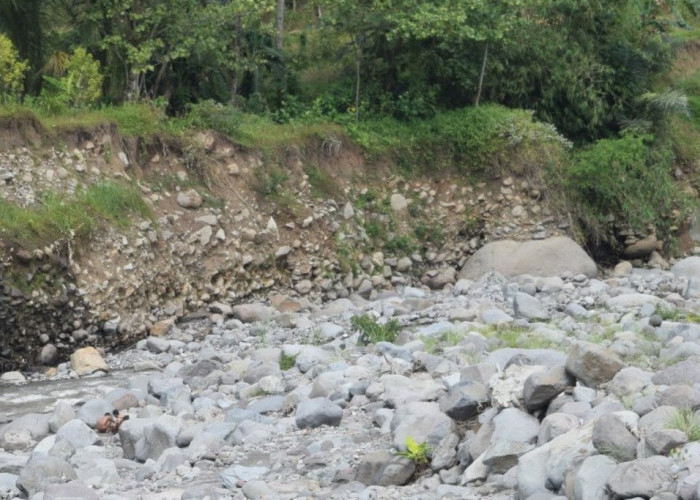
[2,253,700,499]
[0,130,576,371]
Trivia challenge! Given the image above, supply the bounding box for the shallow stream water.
[0,370,153,424]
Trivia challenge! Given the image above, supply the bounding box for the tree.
[387,0,523,106]
[0,33,28,103]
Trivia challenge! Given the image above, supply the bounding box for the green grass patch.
[305,165,341,199]
[229,112,346,150]
[37,102,184,139]
[667,408,700,441]
[347,105,571,176]
[0,181,152,248]
[422,330,463,354]
[279,352,297,371]
[351,314,402,345]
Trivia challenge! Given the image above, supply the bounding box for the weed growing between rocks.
[421,331,463,354]
[668,408,700,441]
[279,353,297,371]
[397,437,430,465]
[351,314,402,345]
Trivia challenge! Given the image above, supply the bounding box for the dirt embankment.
[0,116,675,371]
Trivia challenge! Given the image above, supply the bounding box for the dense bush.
[0,34,27,103]
[32,48,103,113]
[564,133,687,245]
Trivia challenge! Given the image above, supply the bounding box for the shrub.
[0,35,28,103]
[564,133,687,245]
[347,105,571,176]
[62,48,103,108]
[35,47,103,112]
[351,314,402,345]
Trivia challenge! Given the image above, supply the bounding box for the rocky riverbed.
[2,255,700,499]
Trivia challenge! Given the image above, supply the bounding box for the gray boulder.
[76,399,113,427]
[538,413,581,445]
[16,456,77,497]
[652,358,700,386]
[672,256,700,297]
[48,402,76,434]
[459,237,597,280]
[44,480,100,500]
[295,398,343,429]
[514,292,550,321]
[391,401,456,451]
[232,303,274,323]
[492,407,540,444]
[574,454,617,500]
[438,381,488,421]
[592,414,638,462]
[0,413,50,443]
[145,336,170,354]
[118,417,157,460]
[355,450,415,486]
[176,188,203,209]
[646,429,687,455]
[565,341,625,387]
[135,415,183,462]
[55,419,100,449]
[606,456,675,498]
[187,431,226,461]
[517,421,596,498]
[523,365,574,411]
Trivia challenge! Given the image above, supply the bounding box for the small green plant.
[305,165,340,198]
[397,437,430,465]
[279,352,297,371]
[421,331,463,354]
[655,304,682,321]
[351,314,402,345]
[668,408,700,441]
[384,235,416,254]
[354,188,378,209]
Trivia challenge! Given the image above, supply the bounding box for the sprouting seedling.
[397,436,430,464]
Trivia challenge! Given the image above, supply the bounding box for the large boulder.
[672,256,700,297]
[459,236,597,279]
[69,347,109,376]
[16,456,77,497]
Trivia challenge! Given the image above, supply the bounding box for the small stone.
[295,398,343,429]
[565,341,624,387]
[176,189,203,209]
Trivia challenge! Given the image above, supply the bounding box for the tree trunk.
[355,44,361,123]
[475,41,489,107]
[230,14,242,105]
[276,0,285,51]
